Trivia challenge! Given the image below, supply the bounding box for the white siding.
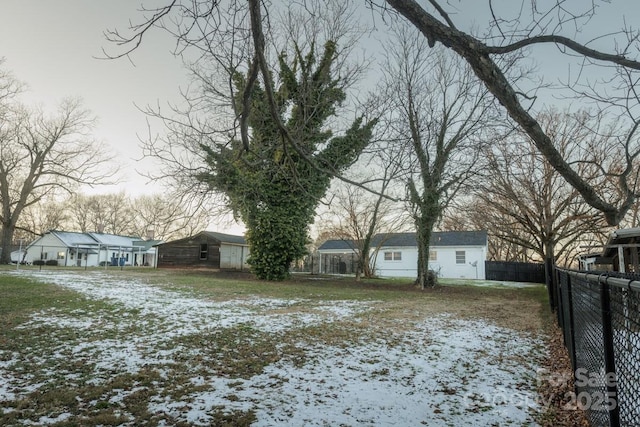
[427,246,486,280]
[372,247,418,278]
[24,234,69,265]
[24,232,156,268]
[372,245,486,280]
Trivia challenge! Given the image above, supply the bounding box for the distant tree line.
[10,192,211,244]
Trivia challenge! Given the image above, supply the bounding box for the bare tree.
[475,109,611,268]
[319,153,407,280]
[16,196,69,240]
[0,67,116,262]
[107,1,640,225]
[441,198,538,263]
[382,0,640,225]
[378,24,497,288]
[63,192,210,240]
[66,194,94,233]
[127,193,211,241]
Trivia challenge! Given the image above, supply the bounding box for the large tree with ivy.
[199,41,376,280]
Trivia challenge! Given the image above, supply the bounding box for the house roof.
[371,230,488,248]
[602,227,640,258]
[132,239,163,250]
[89,232,142,249]
[30,230,150,250]
[317,239,358,251]
[318,231,488,252]
[156,231,247,247]
[49,230,99,247]
[202,231,246,245]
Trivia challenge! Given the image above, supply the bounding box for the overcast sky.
[1,0,638,236]
[0,1,189,196]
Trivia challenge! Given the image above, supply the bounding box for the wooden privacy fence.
[485,261,545,283]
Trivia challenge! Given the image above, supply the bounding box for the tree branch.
[485,34,640,70]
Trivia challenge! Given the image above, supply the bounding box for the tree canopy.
[198,41,376,280]
[0,63,116,263]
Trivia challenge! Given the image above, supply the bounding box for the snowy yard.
[0,269,546,426]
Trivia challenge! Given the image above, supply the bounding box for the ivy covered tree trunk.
[244,190,315,281]
[411,184,443,289]
[199,41,376,280]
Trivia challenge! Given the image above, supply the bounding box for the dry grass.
[0,267,558,426]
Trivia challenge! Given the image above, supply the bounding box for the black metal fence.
[554,269,640,427]
[485,261,546,283]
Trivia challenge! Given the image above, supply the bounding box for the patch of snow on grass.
[153,317,541,426]
[2,270,543,426]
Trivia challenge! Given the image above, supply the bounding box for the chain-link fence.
[555,270,640,427]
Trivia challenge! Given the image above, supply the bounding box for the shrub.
[427,270,438,287]
[33,260,45,266]
[45,260,58,266]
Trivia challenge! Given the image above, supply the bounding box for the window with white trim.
[455,250,466,264]
[384,251,402,261]
[429,250,437,261]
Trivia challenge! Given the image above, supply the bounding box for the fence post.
[556,267,565,326]
[565,273,577,372]
[600,278,620,426]
[555,268,563,326]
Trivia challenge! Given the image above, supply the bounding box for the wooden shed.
[156,231,249,270]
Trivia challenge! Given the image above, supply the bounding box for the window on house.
[42,252,48,260]
[429,250,437,261]
[456,251,466,264]
[200,243,208,260]
[125,254,129,261]
[57,252,65,260]
[384,251,402,261]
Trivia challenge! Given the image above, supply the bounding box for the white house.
[24,230,160,267]
[317,230,488,279]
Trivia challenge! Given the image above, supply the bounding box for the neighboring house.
[578,253,611,271]
[24,230,160,267]
[156,231,249,270]
[318,230,488,279]
[599,227,640,273]
[10,249,27,264]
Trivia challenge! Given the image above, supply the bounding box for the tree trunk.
[359,235,374,280]
[544,243,557,311]
[0,220,16,264]
[415,215,437,289]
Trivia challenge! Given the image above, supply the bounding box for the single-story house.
[317,230,488,279]
[155,231,249,270]
[24,230,160,267]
